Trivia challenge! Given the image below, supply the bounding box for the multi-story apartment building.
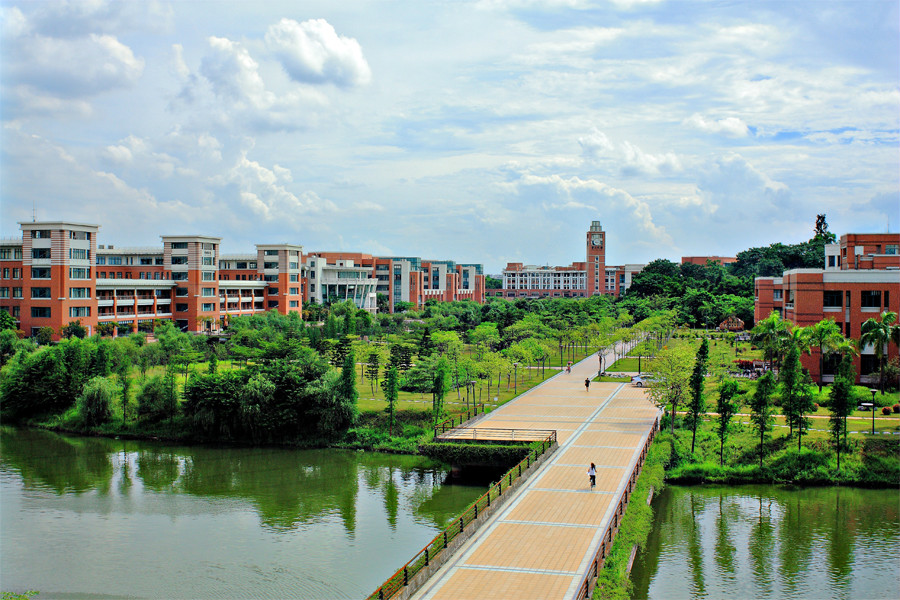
[754,232,900,384]
[303,252,484,312]
[0,220,486,339]
[496,221,643,299]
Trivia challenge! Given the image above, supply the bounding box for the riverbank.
[593,423,899,599]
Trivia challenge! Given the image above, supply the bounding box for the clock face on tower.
[591,233,602,247]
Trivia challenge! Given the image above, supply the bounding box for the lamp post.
[870,389,877,434]
[514,363,519,395]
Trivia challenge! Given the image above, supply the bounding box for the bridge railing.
[433,404,484,438]
[434,427,558,443]
[368,430,558,600]
[574,415,660,599]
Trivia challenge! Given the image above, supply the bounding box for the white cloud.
[201,36,270,105]
[265,18,371,88]
[684,114,750,138]
[579,129,682,177]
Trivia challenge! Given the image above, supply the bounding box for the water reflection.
[632,485,900,600]
[1,427,484,599]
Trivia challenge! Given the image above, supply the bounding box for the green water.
[631,484,900,599]
[0,427,484,599]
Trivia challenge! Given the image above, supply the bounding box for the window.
[202,257,214,266]
[264,274,278,282]
[236,262,248,269]
[31,230,52,239]
[172,272,188,281]
[202,243,215,251]
[12,287,22,298]
[171,256,188,265]
[201,287,215,297]
[108,256,122,265]
[289,274,299,282]
[96,256,106,265]
[171,242,188,249]
[289,262,298,270]
[0,288,7,298]
[32,248,51,259]
[773,289,783,300]
[31,307,51,318]
[12,268,19,279]
[268,300,279,308]
[885,290,890,309]
[175,287,188,297]
[289,300,299,308]
[176,304,188,312]
[289,287,299,295]
[264,250,279,256]
[69,306,91,318]
[268,287,278,295]
[69,268,90,279]
[69,231,91,240]
[31,267,51,279]
[264,262,278,269]
[828,255,836,267]
[861,290,881,308]
[860,354,878,375]
[69,288,90,299]
[886,244,899,255]
[0,248,10,259]
[140,257,154,265]
[69,248,89,260]
[201,303,215,311]
[202,272,215,281]
[1,268,7,278]
[823,290,842,308]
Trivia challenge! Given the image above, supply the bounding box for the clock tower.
[586,221,606,295]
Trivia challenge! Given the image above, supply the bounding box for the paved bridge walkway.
[411,354,660,600]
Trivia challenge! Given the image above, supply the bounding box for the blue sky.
[2,0,898,273]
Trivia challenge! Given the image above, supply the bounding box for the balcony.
[98,299,114,307]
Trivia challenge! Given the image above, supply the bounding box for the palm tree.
[860,311,899,395]
[752,311,791,371]
[805,318,843,392]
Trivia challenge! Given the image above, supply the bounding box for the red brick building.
[1,220,486,340]
[496,221,643,299]
[681,255,736,266]
[754,232,900,384]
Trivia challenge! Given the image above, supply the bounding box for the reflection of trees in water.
[685,491,706,597]
[713,494,738,583]
[749,495,775,595]
[0,427,115,494]
[2,428,472,536]
[777,491,814,595]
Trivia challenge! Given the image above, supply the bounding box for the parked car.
[631,374,653,387]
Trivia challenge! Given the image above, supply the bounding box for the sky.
[1,0,898,274]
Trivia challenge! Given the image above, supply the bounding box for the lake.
[631,484,900,599]
[0,427,485,599]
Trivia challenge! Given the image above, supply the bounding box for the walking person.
[587,462,596,490]
[584,377,590,392]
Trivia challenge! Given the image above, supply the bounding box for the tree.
[646,345,693,435]
[715,378,739,466]
[470,322,500,359]
[780,343,802,437]
[432,357,450,422]
[340,350,358,407]
[805,318,843,392]
[60,320,88,339]
[77,376,115,428]
[829,354,855,471]
[749,371,776,468]
[687,338,709,454]
[137,373,178,422]
[860,311,899,395]
[751,311,790,370]
[36,326,54,345]
[366,351,381,394]
[383,366,399,436]
[418,326,433,358]
[0,310,16,332]
[795,370,816,452]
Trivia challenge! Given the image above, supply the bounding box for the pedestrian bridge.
[409,355,661,600]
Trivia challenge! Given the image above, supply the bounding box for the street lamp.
[514,362,519,395]
[870,389,878,434]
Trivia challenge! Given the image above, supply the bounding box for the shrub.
[814,403,819,410]
[893,404,899,414]
[137,374,178,422]
[77,376,116,427]
[882,406,892,415]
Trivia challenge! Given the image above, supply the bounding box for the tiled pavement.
[411,354,660,600]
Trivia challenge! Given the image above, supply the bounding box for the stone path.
[411,353,660,600]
